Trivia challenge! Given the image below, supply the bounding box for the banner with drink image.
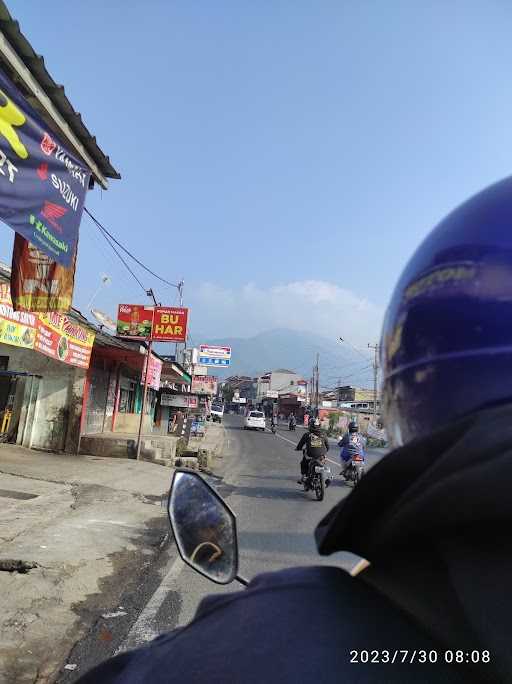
[116,304,155,340]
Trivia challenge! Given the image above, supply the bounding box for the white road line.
[271,430,340,467]
[115,555,185,654]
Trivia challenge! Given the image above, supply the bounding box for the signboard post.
[136,340,152,461]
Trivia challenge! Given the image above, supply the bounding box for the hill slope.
[201,328,374,388]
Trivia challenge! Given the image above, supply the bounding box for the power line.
[84,208,180,290]
[91,216,148,296]
[338,336,372,361]
[82,218,143,302]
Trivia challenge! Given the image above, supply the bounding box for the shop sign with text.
[0,282,94,367]
[0,282,37,349]
[36,312,95,368]
[152,307,188,342]
[161,394,198,408]
[191,375,218,395]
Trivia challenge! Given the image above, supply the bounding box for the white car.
[244,410,266,431]
[210,403,224,423]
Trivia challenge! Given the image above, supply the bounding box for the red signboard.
[152,307,188,342]
[116,304,154,339]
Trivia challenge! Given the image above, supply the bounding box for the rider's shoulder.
[80,566,468,684]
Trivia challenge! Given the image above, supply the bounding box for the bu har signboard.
[152,307,188,342]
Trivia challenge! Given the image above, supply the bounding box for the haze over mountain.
[199,328,375,389]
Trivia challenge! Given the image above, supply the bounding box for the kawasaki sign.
[0,69,90,266]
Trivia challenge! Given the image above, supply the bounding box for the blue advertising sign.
[199,356,231,366]
[0,69,90,266]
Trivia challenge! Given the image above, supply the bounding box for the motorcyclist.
[288,412,296,429]
[338,420,366,477]
[77,178,512,682]
[270,414,277,430]
[295,417,329,484]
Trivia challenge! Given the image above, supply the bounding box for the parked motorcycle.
[343,453,365,486]
[303,451,332,501]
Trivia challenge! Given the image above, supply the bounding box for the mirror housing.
[167,469,239,585]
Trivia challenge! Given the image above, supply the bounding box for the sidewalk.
[0,444,173,684]
[187,421,226,470]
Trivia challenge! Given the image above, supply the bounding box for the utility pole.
[368,343,379,421]
[175,279,184,358]
[137,288,159,460]
[315,352,320,415]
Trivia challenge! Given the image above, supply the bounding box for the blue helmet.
[381,176,512,448]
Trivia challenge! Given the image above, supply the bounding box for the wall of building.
[114,412,153,434]
[5,346,85,452]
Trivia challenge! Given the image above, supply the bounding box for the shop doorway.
[0,369,40,444]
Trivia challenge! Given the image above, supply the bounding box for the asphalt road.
[59,416,386,681]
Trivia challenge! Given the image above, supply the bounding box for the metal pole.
[136,339,152,460]
[368,343,379,420]
[175,280,184,358]
[315,353,319,414]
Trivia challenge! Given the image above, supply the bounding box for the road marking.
[271,430,340,467]
[115,555,185,654]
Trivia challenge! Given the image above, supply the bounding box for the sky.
[3,0,512,347]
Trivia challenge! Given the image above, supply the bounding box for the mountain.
[201,328,375,388]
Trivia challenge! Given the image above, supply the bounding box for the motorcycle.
[303,451,332,501]
[343,453,365,486]
[288,421,296,431]
[270,423,277,434]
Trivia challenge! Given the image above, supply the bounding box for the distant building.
[256,369,305,402]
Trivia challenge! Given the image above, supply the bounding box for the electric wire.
[90,216,148,295]
[84,207,180,290]
[83,218,143,303]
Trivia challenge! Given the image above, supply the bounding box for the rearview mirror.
[167,469,239,585]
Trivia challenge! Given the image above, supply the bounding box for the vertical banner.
[10,233,76,312]
[141,353,163,390]
[0,69,90,266]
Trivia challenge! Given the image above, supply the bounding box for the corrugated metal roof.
[0,1,120,181]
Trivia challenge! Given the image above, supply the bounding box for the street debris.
[101,610,127,619]
[0,559,38,573]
